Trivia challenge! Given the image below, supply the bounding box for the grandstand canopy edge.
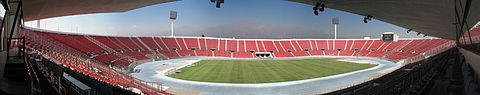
[22,0,177,21]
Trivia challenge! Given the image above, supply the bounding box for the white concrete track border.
[130,56,403,95]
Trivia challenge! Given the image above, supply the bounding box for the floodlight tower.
[332,17,339,49]
[170,11,177,37]
[332,17,339,39]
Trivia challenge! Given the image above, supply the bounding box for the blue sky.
[22,0,425,39]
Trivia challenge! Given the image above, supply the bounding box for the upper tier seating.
[24,30,456,69]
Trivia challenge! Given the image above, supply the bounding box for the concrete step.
[4,58,28,81]
[0,77,30,95]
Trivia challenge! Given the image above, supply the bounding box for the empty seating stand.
[25,30,455,69]
[22,30,170,95]
[22,28,456,95]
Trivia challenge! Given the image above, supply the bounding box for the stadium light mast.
[332,17,339,39]
[170,11,177,37]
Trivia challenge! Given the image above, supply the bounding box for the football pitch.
[167,58,376,83]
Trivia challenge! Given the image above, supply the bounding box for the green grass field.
[167,58,376,83]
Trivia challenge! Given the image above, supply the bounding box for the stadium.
[0,0,479,95]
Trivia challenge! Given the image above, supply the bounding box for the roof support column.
[2,0,22,52]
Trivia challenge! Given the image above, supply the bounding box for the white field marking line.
[143,57,391,86]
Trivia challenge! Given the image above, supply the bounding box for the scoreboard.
[382,34,394,41]
[381,32,398,42]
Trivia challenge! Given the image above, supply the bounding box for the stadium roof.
[20,0,480,40]
[22,0,177,21]
[290,0,480,40]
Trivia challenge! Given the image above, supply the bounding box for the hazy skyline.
[20,0,427,39]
